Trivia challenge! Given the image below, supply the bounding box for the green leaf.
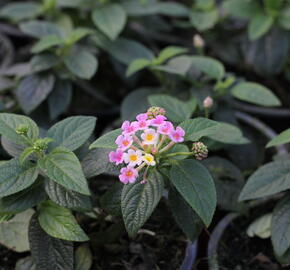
[126,58,151,77]
[30,54,60,73]
[248,14,274,41]
[38,148,90,195]
[19,147,35,164]
[31,35,63,53]
[155,46,188,65]
[75,245,93,270]
[0,213,14,223]
[0,113,39,145]
[271,195,290,256]
[155,2,189,16]
[190,10,218,31]
[89,128,121,150]
[48,80,72,120]
[66,27,92,44]
[64,46,98,79]
[239,159,290,201]
[47,116,96,151]
[247,213,272,239]
[0,183,46,214]
[169,159,216,226]
[15,257,36,270]
[179,118,220,141]
[38,200,89,241]
[222,0,261,19]
[267,129,290,148]
[45,179,92,212]
[92,4,127,40]
[121,169,164,237]
[264,0,284,11]
[0,209,34,252]
[0,2,42,21]
[148,94,195,123]
[1,137,25,158]
[169,186,204,241]
[29,213,74,269]
[206,122,249,145]
[20,21,63,38]
[231,82,280,107]
[279,6,290,30]
[0,159,39,198]
[16,74,56,114]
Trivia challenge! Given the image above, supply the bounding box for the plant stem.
[159,141,175,153]
[164,152,192,158]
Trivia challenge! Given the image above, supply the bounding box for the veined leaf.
[89,128,121,150]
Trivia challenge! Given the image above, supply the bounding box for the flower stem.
[159,141,175,153]
[164,152,193,158]
[133,135,143,148]
[157,135,166,150]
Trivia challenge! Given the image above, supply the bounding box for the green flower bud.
[16,125,29,135]
[147,106,166,119]
[33,138,53,152]
[192,142,208,160]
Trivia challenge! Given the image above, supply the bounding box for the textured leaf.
[0,209,34,252]
[121,169,164,237]
[45,179,92,212]
[47,116,96,151]
[38,148,90,195]
[0,159,38,198]
[38,200,89,241]
[20,21,63,38]
[48,80,72,120]
[266,129,290,147]
[169,187,203,241]
[92,4,127,40]
[0,182,46,213]
[231,82,280,107]
[239,159,290,201]
[75,245,93,270]
[126,58,151,77]
[271,195,290,256]
[15,256,36,270]
[180,118,220,141]
[29,214,74,269]
[16,74,55,114]
[248,14,274,41]
[31,35,63,53]
[148,94,195,123]
[64,46,98,79]
[30,54,60,73]
[170,159,216,226]
[89,128,121,150]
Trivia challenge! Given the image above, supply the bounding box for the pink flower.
[136,113,148,121]
[123,149,143,167]
[119,167,138,184]
[115,134,133,150]
[158,121,174,135]
[150,115,167,126]
[109,149,124,165]
[122,121,137,135]
[134,113,150,130]
[169,126,185,143]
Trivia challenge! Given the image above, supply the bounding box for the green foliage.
[90,129,122,150]
[267,129,290,147]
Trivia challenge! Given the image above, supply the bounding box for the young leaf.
[155,46,188,65]
[271,195,290,257]
[19,147,35,164]
[47,116,96,151]
[169,159,216,226]
[0,159,39,198]
[0,182,46,214]
[121,169,164,237]
[148,94,195,123]
[179,118,220,141]
[45,179,92,212]
[0,113,39,145]
[30,54,60,73]
[38,200,89,241]
[16,74,56,114]
[89,128,122,150]
[248,14,274,41]
[38,148,90,195]
[64,46,98,79]
[0,209,34,252]
[169,187,204,241]
[75,245,93,270]
[231,82,281,106]
[190,10,218,31]
[126,58,152,77]
[66,27,92,44]
[92,4,127,40]
[29,214,74,269]
[239,159,290,201]
[31,35,63,53]
[266,129,290,148]
[20,21,63,38]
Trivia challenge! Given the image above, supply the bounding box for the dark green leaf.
[30,54,60,73]
[75,245,93,270]
[20,21,63,38]
[31,35,63,53]
[89,128,121,150]
[248,14,274,41]
[266,129,290,147]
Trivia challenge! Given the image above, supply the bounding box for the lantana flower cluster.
[109,107,185,184]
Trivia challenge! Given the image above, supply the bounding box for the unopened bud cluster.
[192,142,208,160]
[33,138,52,152]
[16,125,29,135]
[146,106,166,120]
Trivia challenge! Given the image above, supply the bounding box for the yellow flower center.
[146,134,154,141]
[126,171,133,177]
[130,155,138,161]
[144,154,154,163]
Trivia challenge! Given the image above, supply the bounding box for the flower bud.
[203,96,213,109]
[193,34,205,48]
[147,106,166,119]
[16,125,29,135]
[33,138,53,152]
[192,142,208,160]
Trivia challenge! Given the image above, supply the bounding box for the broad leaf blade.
[266,129,290,147]
[89,128,121,150]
